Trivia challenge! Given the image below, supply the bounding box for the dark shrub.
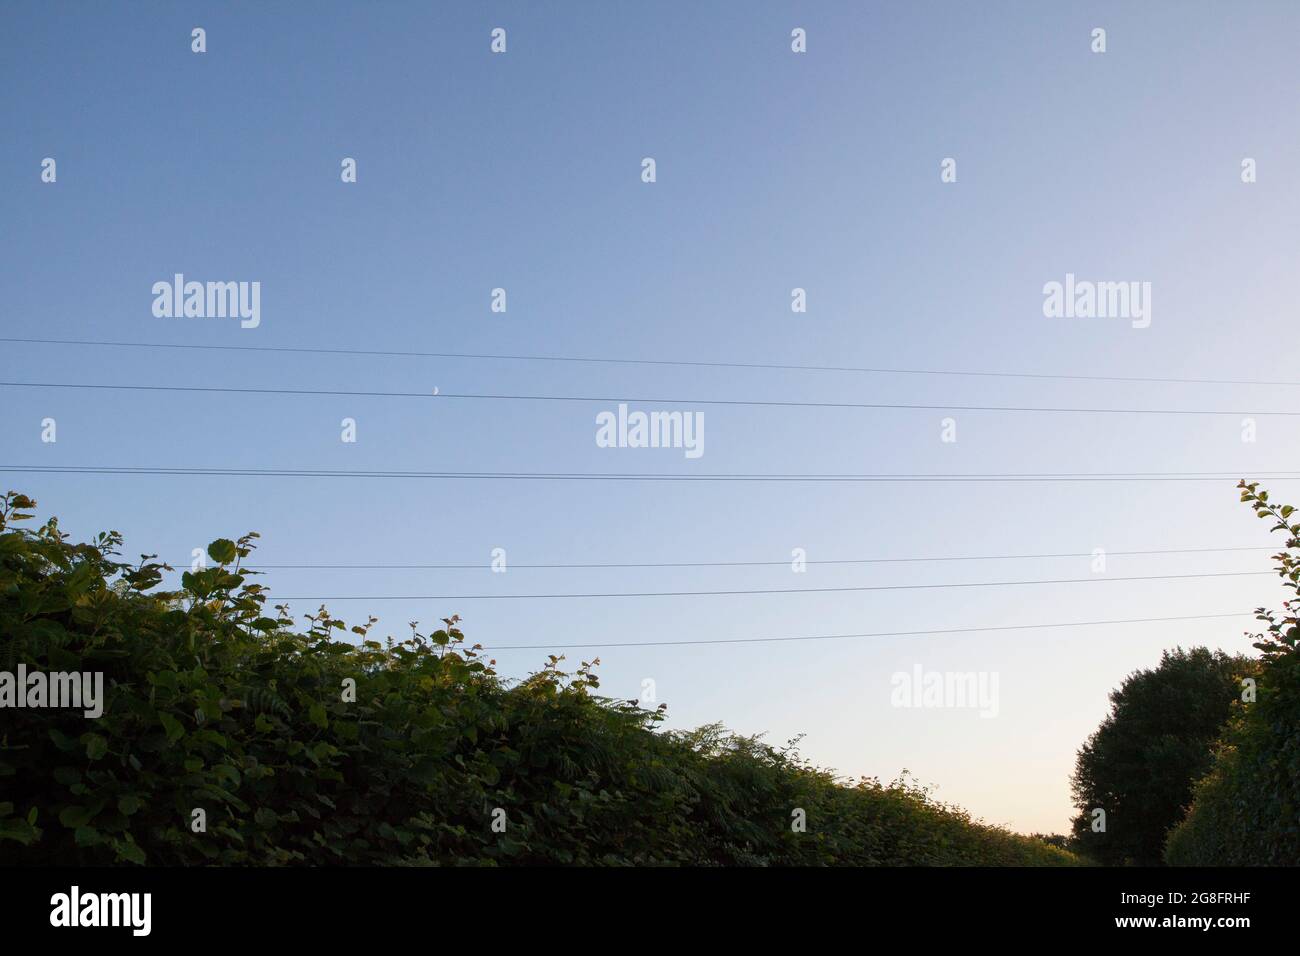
[0,491,1076,866]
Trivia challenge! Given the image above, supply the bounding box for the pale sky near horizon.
[5,1,1300,834]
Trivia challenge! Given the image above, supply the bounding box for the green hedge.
[0,492,1075,866]
[1164,483,1300,865]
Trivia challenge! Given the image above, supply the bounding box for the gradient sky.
[4,1,1300,834]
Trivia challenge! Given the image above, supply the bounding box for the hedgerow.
[1164,483,1300,865]
[0,491,1075,866]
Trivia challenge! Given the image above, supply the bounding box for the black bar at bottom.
[0,865,1284,940]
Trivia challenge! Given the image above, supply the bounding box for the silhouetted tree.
[1070,647,1254,865]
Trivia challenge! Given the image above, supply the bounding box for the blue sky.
[4,1,1300,833]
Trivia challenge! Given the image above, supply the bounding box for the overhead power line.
[276,569,1272,601]
[4,379,1300,417]
[237,545,1275,570]
[3,465,1298,483]
[4,335,1299,388]
[477,611,1255,649]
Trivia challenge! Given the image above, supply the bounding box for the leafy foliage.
[0,492,1075,866]
[1068,647,1255,865]
[1164,482,1300,865]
